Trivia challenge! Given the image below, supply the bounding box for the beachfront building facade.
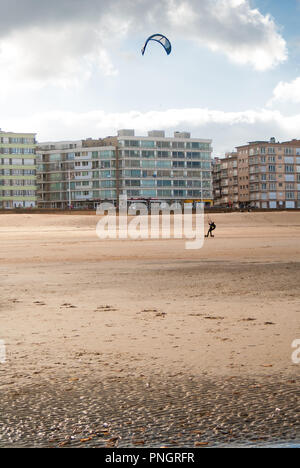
[212,153,238,207]
[236,138,300,209]
[117,130,213,206]
[0,130,37,209]
[212,157,221,205]
[36,137,118,209]
[37,130,213,209]
[212,138,300,209]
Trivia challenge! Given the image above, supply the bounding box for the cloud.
[166,0,287,71]
[3,106,300,155]
[268,76,300,106]
[0,15,120,90]
[0,0,287,90]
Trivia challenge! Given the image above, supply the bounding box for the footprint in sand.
[138,309,166,318]
[141,309,159,313]
[204,316,225,320]
[95,305,118,312]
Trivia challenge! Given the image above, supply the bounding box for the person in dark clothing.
[205,221,216,238]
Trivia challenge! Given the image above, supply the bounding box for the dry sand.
[0,211,299,384]
[0,211,299,447]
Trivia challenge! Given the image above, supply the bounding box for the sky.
[0,0,300,156]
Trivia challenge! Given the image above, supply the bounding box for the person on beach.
[205,220,216,238]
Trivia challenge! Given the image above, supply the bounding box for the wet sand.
[1,374,299,448]
[0,212,299,447]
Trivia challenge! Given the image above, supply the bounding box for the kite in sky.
[142,34,172,56]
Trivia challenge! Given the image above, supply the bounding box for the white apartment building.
[117,130,213,205]
[37,130,213,209]
[36,137,117,209]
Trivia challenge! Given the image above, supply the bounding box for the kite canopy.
[142,34,172,56]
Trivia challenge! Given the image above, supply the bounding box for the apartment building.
[0,130,37,209]
[212,157,221,204]
[37,137,118,209]
[212,153,238,207]
[37,130,213,209]
[236,138,300,209]
[118,130,212,205]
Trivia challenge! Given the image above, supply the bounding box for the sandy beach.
[0,212,299,447]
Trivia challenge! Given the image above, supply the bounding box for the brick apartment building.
[213,153,239,208]
[213,138,300,209]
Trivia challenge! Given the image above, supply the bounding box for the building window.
[141,141,155,148]
[285,156,294,164]
[285,165,294,173]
